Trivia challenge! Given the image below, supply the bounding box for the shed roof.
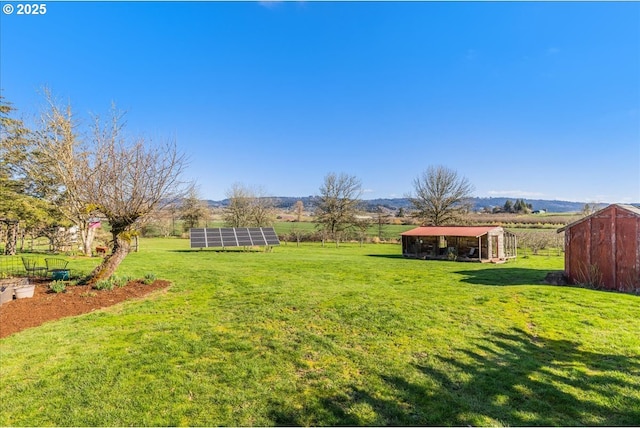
[401,226,501,238]
[557,203,640,233]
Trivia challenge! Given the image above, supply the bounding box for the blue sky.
[1,1,639,203]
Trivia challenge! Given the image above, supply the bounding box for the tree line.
[500,199,533,214]
[203,166,474,247]
[2,90,475,275]
[1,92,187,282]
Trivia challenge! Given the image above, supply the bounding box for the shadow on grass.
[454,267,553,286]
[267,328,640,426]
[169,248,264,253]
[365,254,407,259]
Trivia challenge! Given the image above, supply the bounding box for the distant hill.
[468,198,592,213]
[205,196,626,213]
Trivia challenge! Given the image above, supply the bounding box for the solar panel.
[190,227,280,248]
[260,227,280,245]
[190,228,207,248]
[206,228,223,247]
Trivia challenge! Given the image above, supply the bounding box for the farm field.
[177,217,568,240]
[1,239,639,426]
[186,220,415,239]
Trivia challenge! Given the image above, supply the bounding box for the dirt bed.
[0,279,171,338]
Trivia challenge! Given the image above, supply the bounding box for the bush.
[93,279,114,291]
[111,275,129,288]
[49,280,67,293]
[517,230,558,255]
[143,273,157,285]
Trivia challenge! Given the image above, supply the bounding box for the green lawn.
[1,240,639,426]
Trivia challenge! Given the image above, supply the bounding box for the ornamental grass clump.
[93,279,114,291]
[48,280,67,294]
[110,275,129,288]
[143,273,157,285]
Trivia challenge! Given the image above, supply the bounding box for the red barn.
[558,204,640,292]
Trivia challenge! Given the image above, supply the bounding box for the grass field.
[1,239,639,426]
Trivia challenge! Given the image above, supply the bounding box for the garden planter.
[14,281,35,299]
[51,269,70,281]
[0,278,26,304]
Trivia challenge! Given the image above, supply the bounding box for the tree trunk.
[89,233,130,282]
[4,221,18,255]
[81,226,96,257]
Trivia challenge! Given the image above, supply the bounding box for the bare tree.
[223,183,253,227]
[29,89,100,256]
[315,172,362,247]
[582,202,601,217]
[86,110,188,281]
[251,187,275,227]
[518,230,555,256]
[223,183,274,227]
[140,205,175,237]
[375,206,391,241]
[409,165,474,226]
[294,200,304,222]
[288,223,306,247]
[353,216,372,247]
[180,187,209,231]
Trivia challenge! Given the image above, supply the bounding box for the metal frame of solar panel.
[190,227,280,249]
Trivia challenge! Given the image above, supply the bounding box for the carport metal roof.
[401,226,501,238]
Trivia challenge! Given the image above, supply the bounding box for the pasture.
[1,239,639,426]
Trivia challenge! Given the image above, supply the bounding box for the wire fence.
[0,255,37,277]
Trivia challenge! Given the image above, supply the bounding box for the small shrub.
[111,276,128,288]
[577,263,604,289]
[94,279,115,291]
[49,280,67,293]
[143,273,157,285]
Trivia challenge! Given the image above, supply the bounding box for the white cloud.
[363,188,374,194]
[547,47,561,55]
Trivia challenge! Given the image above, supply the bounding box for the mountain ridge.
[205,197,636,213]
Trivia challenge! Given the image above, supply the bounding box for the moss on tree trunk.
[89,233,130,282]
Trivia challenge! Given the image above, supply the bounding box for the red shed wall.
[615,208,640,291]
[566,218,591,285]
[592,212,615,287]
[565,205,640,291]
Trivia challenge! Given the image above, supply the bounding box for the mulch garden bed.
[0,279,171,338]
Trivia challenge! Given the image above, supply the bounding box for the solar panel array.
[190,227,280,248]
